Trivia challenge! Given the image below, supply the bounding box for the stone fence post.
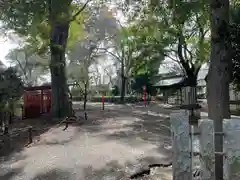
[170,110,191,180]
[199,119,214,180]
[223,119,240,180]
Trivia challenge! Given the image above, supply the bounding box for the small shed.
[23,85,51,119]
[154,76,186,104]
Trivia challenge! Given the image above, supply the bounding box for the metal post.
[189,124,193,179]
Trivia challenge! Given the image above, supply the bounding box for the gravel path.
[0,103,173,180]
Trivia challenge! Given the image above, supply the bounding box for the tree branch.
[178,37,188,69]
[183,42,193,66]
[70,0,91,22]
[104,68,114,86]
[97,47,122,62]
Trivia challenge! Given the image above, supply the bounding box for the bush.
[72,96,83,101]
[90,95,151,103]
[111,85,120,96]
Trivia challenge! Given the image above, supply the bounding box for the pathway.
[0,103,173,180]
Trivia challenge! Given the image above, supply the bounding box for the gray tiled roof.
[154,66,209,87]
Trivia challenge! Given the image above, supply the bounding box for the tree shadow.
[0,103,174,180]
[30,169,74,180]
[83,160,126,180]
[0,116,59,162]
[72,104,173,165]
[82,158,172,180]
[0,167,24,180]
[33,125,84,146]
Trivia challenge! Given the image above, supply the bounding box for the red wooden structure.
[23,85,52,119]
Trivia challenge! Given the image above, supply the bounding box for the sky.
[0,39,17,67]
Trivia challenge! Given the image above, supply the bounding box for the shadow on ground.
[0,103,173,180]
[29,159,169,180]
[73,104,173,164]
[31,169,74,180]
[0,116,58,162]
[0,167,24,180]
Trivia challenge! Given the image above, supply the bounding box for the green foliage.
[131,73,156,96]
[126,0,210,84]
[6,46,50,86]
[111,85,120,96]
[71,86,83,97]
[0,0,48,36]
[0,1,88,55]
[0,67,24,107]
[90,95,151,103]
[124,22,165,77]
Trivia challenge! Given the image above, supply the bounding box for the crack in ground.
[129,162,172,179]
[129,162,200,179]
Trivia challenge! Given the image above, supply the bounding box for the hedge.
[72,96,151,103]
[72,96,83,101]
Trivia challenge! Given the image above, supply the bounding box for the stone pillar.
[170,110,191,180]
[199,119,215,180]
[223,119,240,180]
[191,123,200,179]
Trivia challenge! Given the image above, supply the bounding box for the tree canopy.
[0,67,24,106]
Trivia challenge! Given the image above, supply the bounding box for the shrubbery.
[72,95,151,103]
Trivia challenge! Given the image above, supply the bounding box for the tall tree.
[125,1,210,104]
[48,0,91,118]
[124,0,210,103]
[207,0,231,178]
[0,67,24,133]
[68,39,100,112]
[0,0,91,118]
[6,46,49,86]
[98,27,136,102]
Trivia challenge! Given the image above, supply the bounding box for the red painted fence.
[23,85,51,119]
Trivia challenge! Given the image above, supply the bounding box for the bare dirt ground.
[0,102,173,180]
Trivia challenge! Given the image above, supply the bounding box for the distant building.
[153,67,208,104]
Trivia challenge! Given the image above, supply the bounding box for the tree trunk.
[83,82,87,111]
[8,99,14,124]
[207,0,231,179]
[50,23,70,118]
[183,75,198,105]
[120,58,125,103]
[2,112,8,135]
[83,82,88,120]
[0,111,3,132]
[120,76,126,103]
[48,0,72,118]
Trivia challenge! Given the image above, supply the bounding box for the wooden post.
[199,119,215,180]
[40,90,43,114]
[143,87,147,107]
[21,105,24,120]
[9,99,14,124]
[102,95,104,110]
[3,112,8,135]
[28,127,32,144]
[170,110,191,180]
[223,119,240,180]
